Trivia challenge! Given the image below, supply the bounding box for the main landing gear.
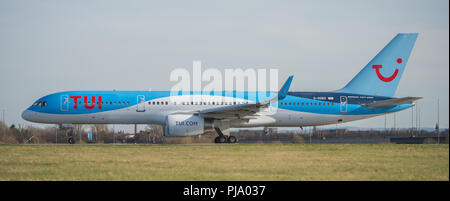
[214,127,238,144]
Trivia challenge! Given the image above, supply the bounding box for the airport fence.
[0,122,448,144]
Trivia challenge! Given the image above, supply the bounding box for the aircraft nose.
[21,109,32,121]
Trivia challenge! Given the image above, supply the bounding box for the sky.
[0,0,448,132]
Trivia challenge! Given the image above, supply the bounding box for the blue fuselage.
[22,90,411,127]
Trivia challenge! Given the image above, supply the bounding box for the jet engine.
[163,114,213,137]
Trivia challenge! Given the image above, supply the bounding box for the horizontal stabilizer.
[363,97,422,108]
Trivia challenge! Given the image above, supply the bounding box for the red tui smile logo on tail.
[372,58,402,82]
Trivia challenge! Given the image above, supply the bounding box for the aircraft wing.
[197,76,293,119]
[362,97,422,109]
[198,102,261,119]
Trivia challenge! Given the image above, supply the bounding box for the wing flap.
[198,75,293,119]
[199,103,260,119]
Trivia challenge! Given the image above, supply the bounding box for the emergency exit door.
[340,96,347,113]
[60,95,69,112]
[136,95,145,112]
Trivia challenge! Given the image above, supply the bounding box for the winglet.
[277,75,293,100]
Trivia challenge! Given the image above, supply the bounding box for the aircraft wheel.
[227,136,237,143]
[215,136,227,143]
[219,136,227,143]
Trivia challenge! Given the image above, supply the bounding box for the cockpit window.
[32,101,47,107]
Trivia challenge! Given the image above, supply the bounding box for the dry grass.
[0,144,448,181]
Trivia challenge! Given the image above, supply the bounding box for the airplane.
[22,33,421,143]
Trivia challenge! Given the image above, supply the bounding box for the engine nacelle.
[164,114,212,137]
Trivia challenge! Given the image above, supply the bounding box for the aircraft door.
[60,95,69,112]
[137,95,145,112]
[340,96,347,113]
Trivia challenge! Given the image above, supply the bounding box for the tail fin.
[337,33,418,97]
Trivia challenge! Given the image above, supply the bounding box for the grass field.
[0,144,448,181]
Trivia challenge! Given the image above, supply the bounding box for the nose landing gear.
[67,128,75,144]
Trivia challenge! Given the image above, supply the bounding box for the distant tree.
[92,124,109,133]
[146,124,163,135]
[143,124,163,143]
